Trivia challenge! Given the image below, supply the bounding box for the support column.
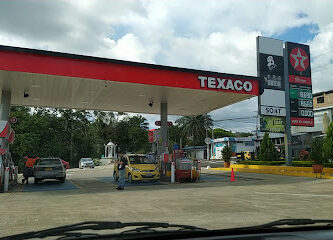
[283,47,292,166]
[160,102,168,154]
[0,91,11,152]
[0,91,11,121]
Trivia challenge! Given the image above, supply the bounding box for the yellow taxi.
[113,154,160,183]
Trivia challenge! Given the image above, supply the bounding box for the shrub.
[299,150,309,161]
[309,138,325,164]
[222,145,233,162]
[292,161,333,168]
[239,160,285,166]
[324,163,333,168]
[237,160,333,168]
[93,158,102,166]
[292,161,312,167]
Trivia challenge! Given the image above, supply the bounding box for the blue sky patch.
[272,23,319,43]
[110,24,132,41]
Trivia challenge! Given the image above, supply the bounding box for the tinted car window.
[81,158,92,162]
[38,159,61,165]
[129,156,152,164]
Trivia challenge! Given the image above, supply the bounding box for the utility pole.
[206,114,209,160]
[211,127,214,159]
[70,121,73,165]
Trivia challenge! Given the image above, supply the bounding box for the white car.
[34,158,66,184]
[79,158,94,169]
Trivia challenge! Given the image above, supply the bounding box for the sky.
[0,0,332,132]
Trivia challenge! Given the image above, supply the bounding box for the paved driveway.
[1,165,333,237]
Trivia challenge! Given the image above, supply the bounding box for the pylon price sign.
[286,42,314,127]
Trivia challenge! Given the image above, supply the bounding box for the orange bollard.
[230,168,235,182]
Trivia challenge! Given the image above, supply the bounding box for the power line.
[311,47,333,60]
[213,115,256,122]
[213,122,257,132]
[312,60,333,68]
[312,64,333,73]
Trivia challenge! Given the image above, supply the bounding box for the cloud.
[1,0,333,131]
[309,23,333,93]
[158,29,260,75]
[95,33,156,62]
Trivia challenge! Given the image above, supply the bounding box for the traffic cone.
[230,168,235,182]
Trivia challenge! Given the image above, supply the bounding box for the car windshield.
[38,159,61,165]
[81,158,92,162]
[3,1,333,239]
[128,156,152,164]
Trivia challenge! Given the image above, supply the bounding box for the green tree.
[210,128,235,138]
[235,132,253,137]
[168,125,189,149]
[127,116,149,153]
[114,115,150,153]
[310,138,325,164]
[176,114,213,146]
[323,122,333,162]
[10,107,151,170]
[259,133,279,161]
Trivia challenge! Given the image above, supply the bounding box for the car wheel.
[128,173,132,183]
[60,177,66,183]
[34,178,40,184]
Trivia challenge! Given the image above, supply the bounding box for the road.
[1,165,333,237]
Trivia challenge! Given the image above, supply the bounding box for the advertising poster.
[260,116,285,133]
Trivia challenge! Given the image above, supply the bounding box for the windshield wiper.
[6,219,333,240]
[249,218,333,229]
[4,221,207,240]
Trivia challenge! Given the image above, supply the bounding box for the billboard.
[260,116,285,133]
[257,37,286,117]
[286,42,314,127]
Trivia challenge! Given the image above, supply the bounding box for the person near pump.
[115,156,127,190]
[22,156,39,184]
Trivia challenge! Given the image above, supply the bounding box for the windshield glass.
[3,1,333,239]
[81,158,92,162]
[128,156,152,164]
[38,159,61,165]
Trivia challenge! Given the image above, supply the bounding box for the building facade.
[291,89,333,157]
[292,90,333,134]
[210,133,284,160]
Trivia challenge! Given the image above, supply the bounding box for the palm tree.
[175,114,213,145]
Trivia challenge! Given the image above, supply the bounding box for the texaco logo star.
[289,47,309,72]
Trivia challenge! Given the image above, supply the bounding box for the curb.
[211,165,333,179]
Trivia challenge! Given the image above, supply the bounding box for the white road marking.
[255,192,333,198]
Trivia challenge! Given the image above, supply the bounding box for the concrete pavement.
[1,165,333,237]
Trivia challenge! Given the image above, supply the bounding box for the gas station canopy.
[0,45,259,115]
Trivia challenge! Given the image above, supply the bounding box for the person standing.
[115,156,127,190]
[22,156,39,184]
